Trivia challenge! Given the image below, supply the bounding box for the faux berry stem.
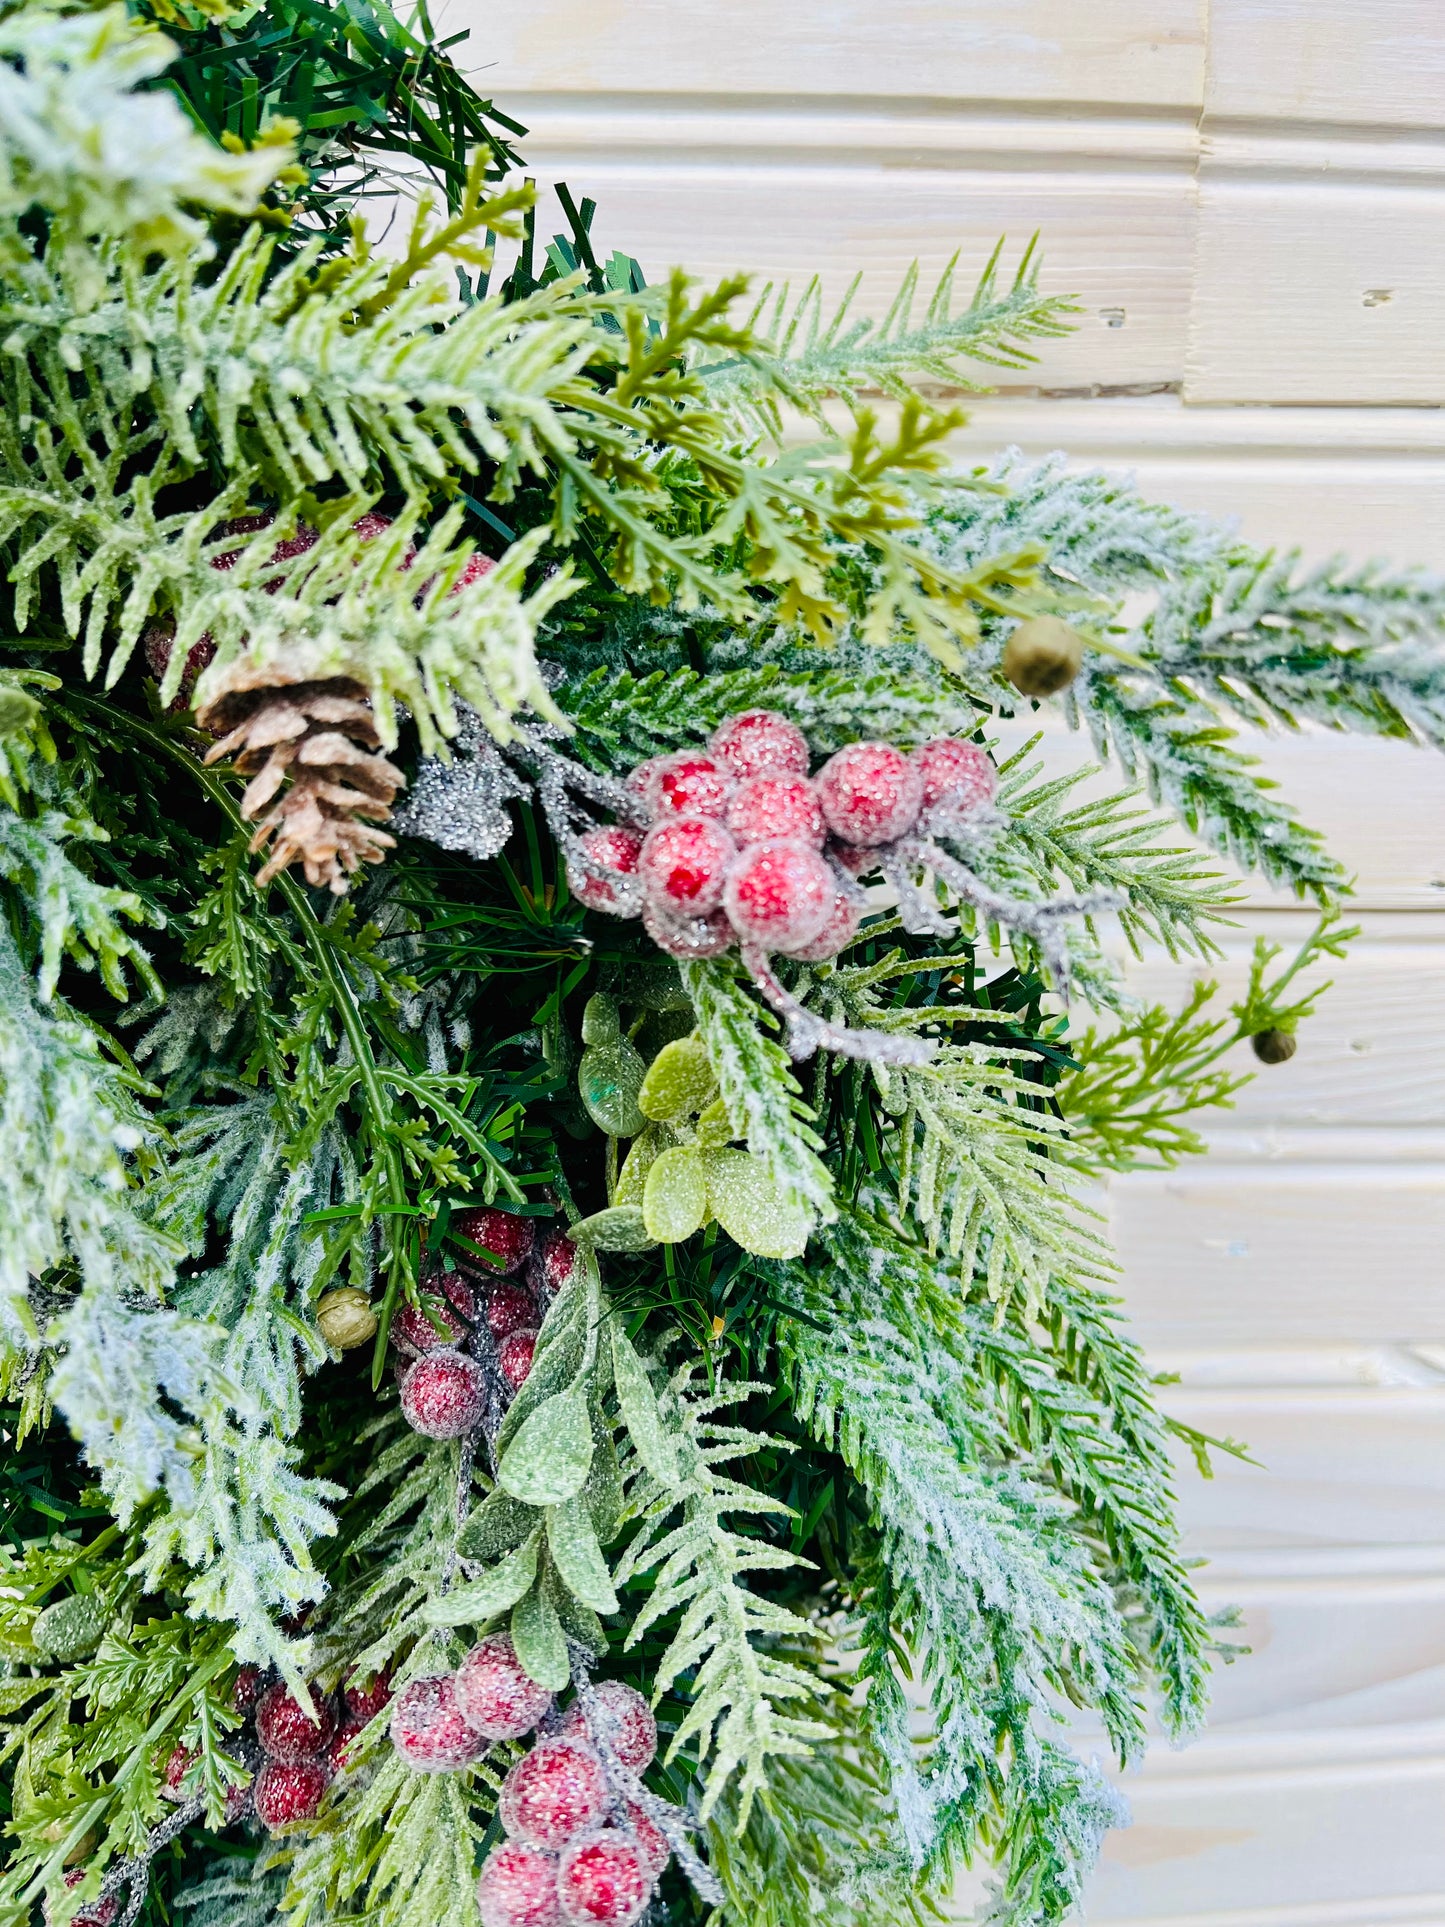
[741,948,935,1067]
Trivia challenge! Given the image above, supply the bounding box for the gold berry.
[1001,618,1087,697]
[317,1287,379,1350]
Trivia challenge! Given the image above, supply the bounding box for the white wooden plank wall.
[453,4,1445,1917]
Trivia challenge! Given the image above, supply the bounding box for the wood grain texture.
[1205,0,1445,127]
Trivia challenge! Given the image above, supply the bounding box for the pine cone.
[198,662,405,894]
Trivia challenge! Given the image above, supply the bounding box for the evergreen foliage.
[0,7,1441,1927]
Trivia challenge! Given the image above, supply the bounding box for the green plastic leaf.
[642,1145,709,1243]
[32,1594,109,1662]
[499,1386,595,1506]
[614,1123,668,1206]
[423,1529,540,1626]
[570,1204,655,1252]
[457,1488,538,1562]
[546,1494,619,1614]
[610,1320,681,1491]
[695,1096,736,1149]
[583,1400,625,1544]
[510,1575,570,1690]
[578,1037,647,1137]
[553,1579,608,1659]
[580,992,620,1046]
[701,1147,813,1259]
[638,1033,717,1122]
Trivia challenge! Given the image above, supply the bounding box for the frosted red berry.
[725,775,825,849]
[622,757,664,815]
[455,1634,554,1741]
[827,840,874,877]
[439,1273,480,1321]
[143,623,217,704]
[539,1231,578,1296]
[619,1805,669,1878]
[723,839,834,952]
[391,1673,485,1772]
[400,1349,487,1440]
[641,901,734,960]
[328,1720,365,1774]
[778,888,861,962]
[392,1294,469,1357]
[638,816,736,914]
[814,742,922,847]
[454,1208,537,1276]
[498,1328,539,1392]
[911,738,997,818]
[256,1683,335,1764]
[559,1682,657,1773]
[453,552,497,592]
[231,1664,265,1713]
[571,826,643,914]
[486,1280,537,1341]
[499,1739,609,1849]
[709,709,810,782]
[477,1841,562,1927]
[556,1833,651,1927]
[254,1759,330,1831]
[161,1745,195,1800]
[343,1668,393,1725]
[642,751,733,820]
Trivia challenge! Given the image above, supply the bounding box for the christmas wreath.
[1,6,1442,1927]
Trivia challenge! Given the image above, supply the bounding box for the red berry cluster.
[473,1680,667,1927]
[569,709,997,965]
[243,1665,394,1831]
[394,1213,578,1443]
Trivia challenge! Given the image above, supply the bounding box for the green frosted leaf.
[546,1494,619,1614]
[498,1386,595,1506]
[510,1575,570,1690]
[694,1096,736,1148]
[638,1033,717,1123]
[578,1036,647,1137]
[701,1147,813,1259]
[582,1399,624,1544]
[642,1145,709,1243]
[610,1320,681,1491]
[552,1577,607,1659]
[424,1528,540,1626]
[580,992,620,1046]
[456,1487,537,1562]
[614,1123,668,1206]
[571,1204,654,1252]
[32,1594,108,1662]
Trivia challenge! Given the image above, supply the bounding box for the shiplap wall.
[454,4,1445,1918]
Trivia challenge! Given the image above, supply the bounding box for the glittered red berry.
[643,751,733,820]
[556,1833,651,1927]
[911,738,997,818]
[622,757,664,814]
[814,742,922,847]
[343,1668,393,1726]
[161,1745,195,1801]
[485,1281,537,1341]
[570,826,643,914]
[724,775,825,848]
[638,816,736,914]
[619,1806,669,1878]
[391,1673,486,1772]
[327,1720,365,1774]
[827,840,874,877]
[392,1294,469,1357]
[453,552,497,592]
[400,1349,487,1440]
[499,1739,609,1849]
[558,1682,657,1773]
[439,1272,479,1321]
[143,622,218,706]
[723,839,834,951]
[256,1683,336,1763]
[539,1231,578,1296]
[254,1759,331,1831]
[709,709,809,783]
[455,1633,554,1741]
[231,1665,265,1713]
[778,888,861,962]
[498,1328,538,1392]
[641,901,734,960]
[454,1208,537,1276]
[477,1841,562,1927]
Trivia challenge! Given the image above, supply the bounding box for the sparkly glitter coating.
[638,816,736,912]
[709,708,809,781]
[912,737,997,816]
[724,775,825,848]
[256,1683,336,1763]
[539,1231,577,1295]
[484,1280,537,1340]
[455,1634,554,1741]
[499,1740,609,1850]
[254,1760,331,1831]
[641,901,733,959]
[813,742,923,846]
[723,839,834,950]
[619,1805,669,1878]
[497,1328,538,1391]
[558,1682,657,1773]
[556,1834,650,1927]
[453,1208,537,1275]
[399,1349,486,1439]
[570,826,643,912]
[390,1673,486,1771]
[642,751,733,819]
[477,1842,562,1927]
